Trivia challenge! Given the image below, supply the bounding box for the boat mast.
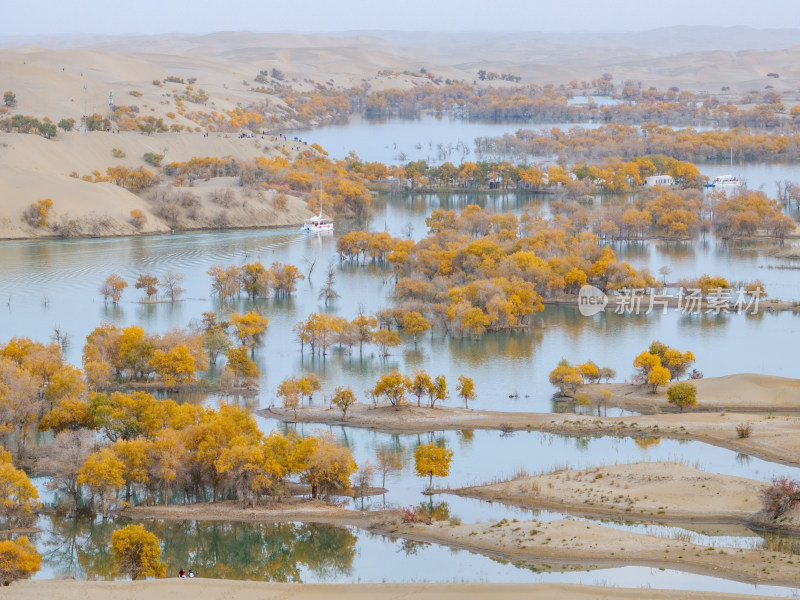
[318,183,323,219]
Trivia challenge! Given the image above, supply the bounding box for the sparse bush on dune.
[760,477,800,519]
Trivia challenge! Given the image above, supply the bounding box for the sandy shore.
[4,579,783,600]
[444,461,793,530]
[123,498,394,527]
[586,373,800,413]
[260,396,800,468]
[378,518,800,589]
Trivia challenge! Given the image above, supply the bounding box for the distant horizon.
[2,24,800,40]
[3,0,800,37]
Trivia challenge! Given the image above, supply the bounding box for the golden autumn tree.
[372,328,401,357]
[223,346,260,385]
[149,344,198,387]
[549,359,584,397]
[300,432,357,499]
[77,447,125,517]
[111,524,166,580]
[332,386,356,418]
[350,314,377,356]
[0,450,40,530]
[0,537,41,585]
[414,442,453,489]
[648,365,671,393]
[399,311,431,344]
[100,274,128,304]
[134,274,159,301]
[230,311,269,356]
[372,370,411,409]
[277,378,301,418]
[409,370,434,407]
[456,375,475,409]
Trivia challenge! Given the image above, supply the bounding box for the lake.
[5,116,800,592]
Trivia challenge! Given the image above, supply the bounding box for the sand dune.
[592,373,800,412]
[0,131,313,239]
[2,27,800,129]
[449,461,773,526]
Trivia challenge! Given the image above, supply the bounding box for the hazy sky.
[3,0,800,36]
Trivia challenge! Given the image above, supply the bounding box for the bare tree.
[51,326,70,351]
[658,266,672,286]
[303,256,317,280]
[160,271,186,302]
[40,430,95,512]
[318,260,339,305]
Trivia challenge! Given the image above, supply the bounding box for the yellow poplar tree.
[0,452,40,530]
[111,524,166,580]
[0,536,41,585]
[414,442,453,489]
[77,448,125,517]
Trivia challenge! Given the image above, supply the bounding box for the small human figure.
[179,569,186,578]
[188,569,194,578]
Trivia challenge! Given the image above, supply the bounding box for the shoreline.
[259,404,800,468]
[438,462,799,535]
[122,498,396,528]
[374,518,800,589]
[0,220,308,243]
[3,580,784,600]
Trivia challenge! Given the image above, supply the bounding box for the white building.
[644,175,674,187]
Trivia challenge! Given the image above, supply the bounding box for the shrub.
[143,152,163,167]
[112,148,126,158]
[400,506,418,523]
[212,188,236,208]
[667,381,697,412]
[23,198,53,228]
[129,209,147,230]
[760,477,800,519]
[272,193,287,211]
[736,423,752,439]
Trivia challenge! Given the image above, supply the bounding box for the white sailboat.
[302,185,334,233]
[706,147,741,190]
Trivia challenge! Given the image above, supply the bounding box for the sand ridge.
[446,462,779,527]
[380,518,800,588]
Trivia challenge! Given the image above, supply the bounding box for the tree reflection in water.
[36,515,356,581]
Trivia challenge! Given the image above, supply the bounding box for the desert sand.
[380,518,800,588]
[586,373,800,413]
[124,498,393,528]
[2,579,782,600]
[2,28,800,241]
[446,462,781,528]
[0,131,313,239]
